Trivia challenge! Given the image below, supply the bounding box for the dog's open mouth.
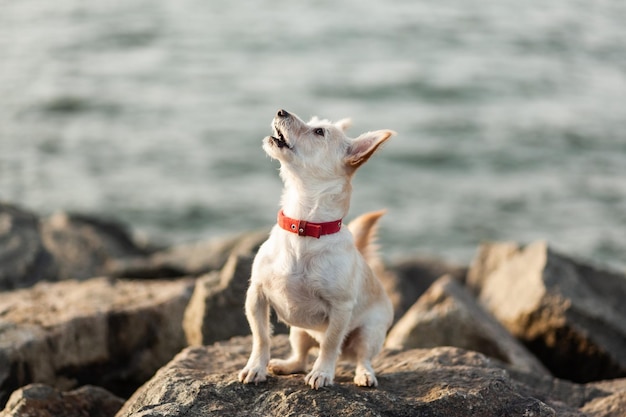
[271,125,291,149]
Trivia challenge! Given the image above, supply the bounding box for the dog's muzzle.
[270,126,290,149]
[270,110,293,149]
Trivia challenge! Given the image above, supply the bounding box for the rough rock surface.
[3,203,626,416]
[108,230,268,279]
[466,241,520,293]
[0,383,123,417]
[469,240,626,382]
[116,335,599,417]
[0,203,57,290]
[381,255,467,324]
[0,277,194,405]
[183,253,254,345]
[581,391,626,417]
[385,275,549,375]
[581,379,626,416]
[183,251,288,346]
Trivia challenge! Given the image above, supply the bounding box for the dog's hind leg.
[354,357,378,387]
[268,327,317,375]
[347,313,388,387]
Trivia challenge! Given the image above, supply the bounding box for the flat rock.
[0,383,124,417]
[115,335,599,417]
[385,275,549,375]
[468,240,626,382]
[0,277,194,405]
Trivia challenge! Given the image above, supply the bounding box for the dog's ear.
[335,118,352,132]
[345,130,395,171]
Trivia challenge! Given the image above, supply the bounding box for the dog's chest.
[254,231,356,330]
[264,263,333,330]
[261,252,349,330]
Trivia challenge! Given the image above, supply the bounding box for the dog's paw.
[304,369,334,389]
[238,365,268,384]
[268,358,305,375]
[354,370,378,387]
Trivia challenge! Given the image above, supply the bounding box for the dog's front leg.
[238,282,271,384]
[305,306,352,389]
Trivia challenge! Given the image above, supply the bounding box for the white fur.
[238,109,395,389]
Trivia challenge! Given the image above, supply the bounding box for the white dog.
[238,109,395,389]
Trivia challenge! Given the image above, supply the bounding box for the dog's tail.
[348,210,386,267]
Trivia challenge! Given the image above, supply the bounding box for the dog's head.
[263,109,395,180]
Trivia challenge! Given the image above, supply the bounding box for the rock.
[580,379,626,417]
[108,230,268,279]
[385,275,549,375]
[0,202,57,290]
[468,240,626,382]
[0,277,194,405]
[0,383,124,417]
[183,253,254,346]
[115,335,600,417]
[589,378,626,396]
[183,251,288,346]
[41,212,152,281]
[466,241,520,293]
[0,202,157,289]
[504,368,608,410]
[383,255,467,324]
[580,391,626,417]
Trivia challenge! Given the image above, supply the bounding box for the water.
[1,0,625,270]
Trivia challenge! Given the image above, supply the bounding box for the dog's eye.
[314,128,325,137]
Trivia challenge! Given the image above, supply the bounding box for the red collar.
[277,210,343,238]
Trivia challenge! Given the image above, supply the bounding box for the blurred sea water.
[1,0,625,269]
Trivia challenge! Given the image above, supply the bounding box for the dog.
[238,109,395,389]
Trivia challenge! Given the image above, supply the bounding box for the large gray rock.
[0,277,194,405]
[41,212,151,281]
[385,275,549,375]
[0,383,124,417]
[183,253,254,346]
[109,230,268,279]
[0,202,156,289]
[183,251,288,346]
[0,202,57,290]
[468,240,626,382]
[382,255,467,324]
[115,335,609,417]
[0,202,268,285]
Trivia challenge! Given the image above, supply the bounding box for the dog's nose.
[277,109,290,118]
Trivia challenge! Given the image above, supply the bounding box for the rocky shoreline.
[1,201,625,416]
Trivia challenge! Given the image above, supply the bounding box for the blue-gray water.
[1,0,625,270]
